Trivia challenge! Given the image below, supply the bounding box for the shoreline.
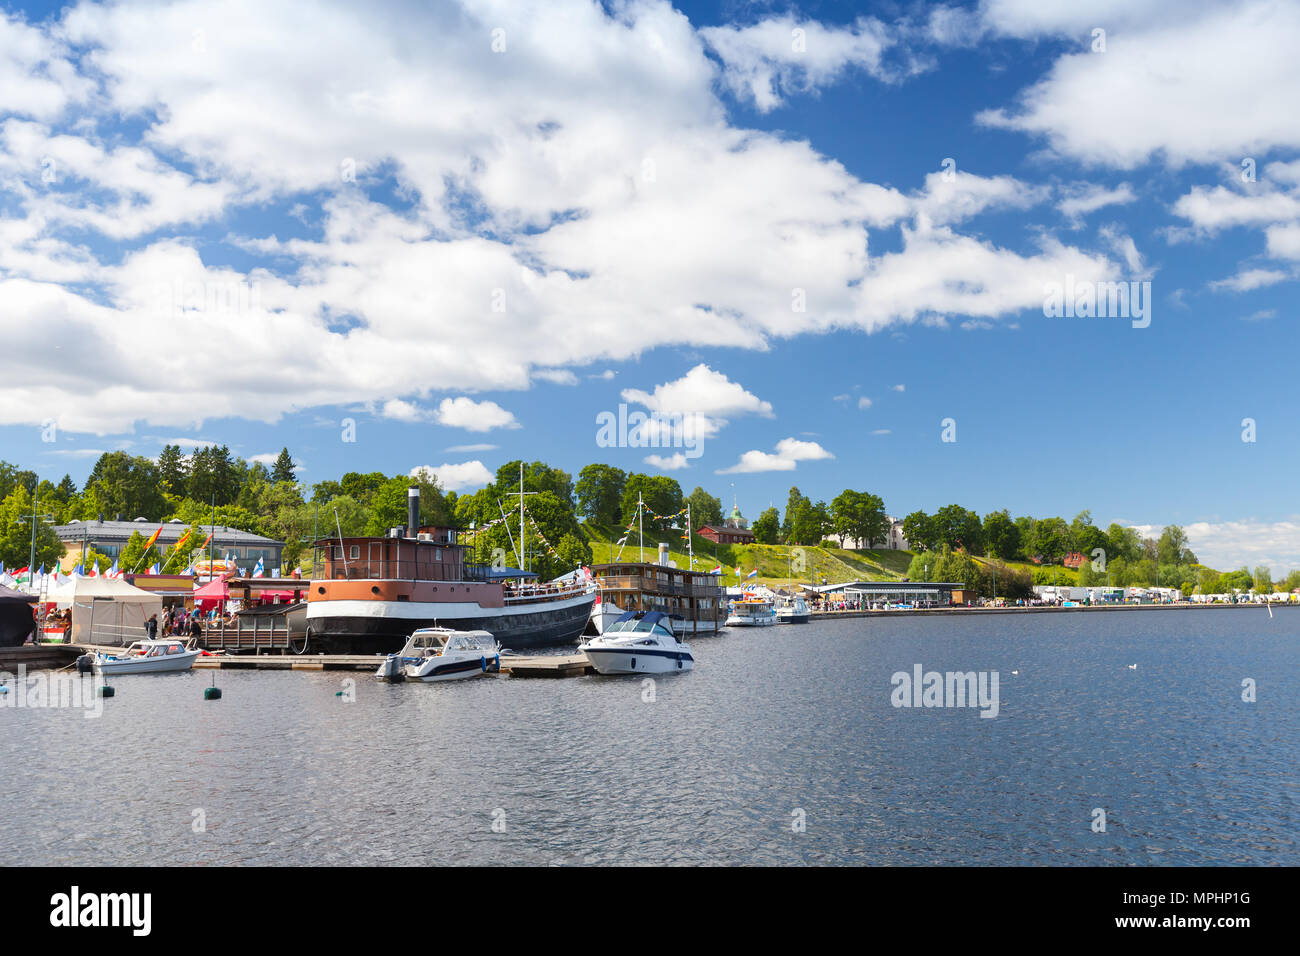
[809,601,1291,620]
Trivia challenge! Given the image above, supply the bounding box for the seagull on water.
[1127,663,1138,670]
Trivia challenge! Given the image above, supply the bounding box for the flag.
[173,529,193,553]
[149,563,161,575]
[710,564,721,574]
[198,532,213,550]
[108,559,119,577]
[72,563,83,575]
[88,564,98,577]
[746,569,758,580]
[143,525,164,550]
[252,558,264,578]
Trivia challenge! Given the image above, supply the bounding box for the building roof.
[805,580,964,593]
[54,519,283,547]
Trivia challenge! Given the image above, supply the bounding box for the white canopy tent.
[57,576,163,646]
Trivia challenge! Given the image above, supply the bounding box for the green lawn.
[580,522,914,587]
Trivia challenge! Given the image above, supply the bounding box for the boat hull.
[579,645,694,675]
[94,650,201,674]
[776,612,810,624]
[306,590,596,654]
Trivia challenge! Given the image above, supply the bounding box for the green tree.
[686,486,723,527]
[933,504,984,554]
[1157,525,1196,566]
[902,511,937,552]
[575,464,627,525]
[782,487,809,542]
[157,444,188,497]
[830,489,889,549]
[271,447,297,484]
[621,474,684,532]
[496,460,574,509]
[187,445,241,506]
[0,486,63,569]
[84,451,168,519]
[554,532,593,574]
[752,506,780,544]
[982,509,1021,560]
[118,530,163,574]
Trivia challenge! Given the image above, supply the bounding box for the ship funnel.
[407,486,420,538]
[658,542,670,566]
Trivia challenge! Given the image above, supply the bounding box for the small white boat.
[85,639,202,674]
[376,627,501,682]
[587,593,624,635]
[725,595,777,627]
[579,611,693,675]
[776,595,811,624]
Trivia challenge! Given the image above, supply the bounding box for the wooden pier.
[191,652,594,678]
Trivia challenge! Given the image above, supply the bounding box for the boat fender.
[493,654,500,673]
[481,656,488,673]
[99,685,115,698]
[204,687,222,700]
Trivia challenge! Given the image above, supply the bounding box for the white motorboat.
[375,627,501,682]
[725,595,777,627]
[82,639,202,674]
[776,595,811,624]
[579,611,694,675]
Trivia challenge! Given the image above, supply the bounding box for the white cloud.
[410,461,494,492]
[977,1,1300,167]
[1208,268,1291,293]
[645,452,690,470]
[445,443,498,453]
[1134,516,1300,577]
[1242,309,1276,322]
[381,399,427,423]
[434,397,520,432]
[700,16,912,113]
[717,437,834,473]
[871,428,891,435]
[911,170,1049,226]
[891,384,905,392]
[0,0,1125,434]
[533,368,579,386]
[1058,183,1136,224]
[857,397,872,409]
[1265,223,1300,260]
[622,364,772,420]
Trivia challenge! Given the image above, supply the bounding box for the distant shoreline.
[810,602,1292,620]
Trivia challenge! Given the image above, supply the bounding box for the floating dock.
[191,652,593,678]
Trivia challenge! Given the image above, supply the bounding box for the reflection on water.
[4,608,1297,865]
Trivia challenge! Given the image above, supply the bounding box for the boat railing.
[503,581,592,605]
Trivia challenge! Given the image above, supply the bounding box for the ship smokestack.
[407,486,420,538]
[658,542,670,566]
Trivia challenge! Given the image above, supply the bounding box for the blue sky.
[1,0,1298,570]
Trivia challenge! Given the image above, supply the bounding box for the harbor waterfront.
[3,608,1294,866]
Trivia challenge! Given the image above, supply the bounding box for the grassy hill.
[580,522,914,587]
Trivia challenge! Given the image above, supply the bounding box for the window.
[349,545,360,560]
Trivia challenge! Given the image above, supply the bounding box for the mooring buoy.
[204,686,222,700]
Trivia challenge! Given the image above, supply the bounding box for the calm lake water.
[4,608,1296,865]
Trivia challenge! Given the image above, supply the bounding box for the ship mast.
[638,491,644,563]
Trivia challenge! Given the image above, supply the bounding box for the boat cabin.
[604,610,677,640]
[398,628,496,659]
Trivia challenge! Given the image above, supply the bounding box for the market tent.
[68,576,163,646]
[0,584,37,647]
[193,578,229,602]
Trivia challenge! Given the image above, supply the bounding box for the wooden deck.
[191,652,594,677]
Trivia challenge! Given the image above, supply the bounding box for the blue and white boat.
[375,627,501,682]
[578,611,694,675]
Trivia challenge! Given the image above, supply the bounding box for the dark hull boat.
[304,487,594,654]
